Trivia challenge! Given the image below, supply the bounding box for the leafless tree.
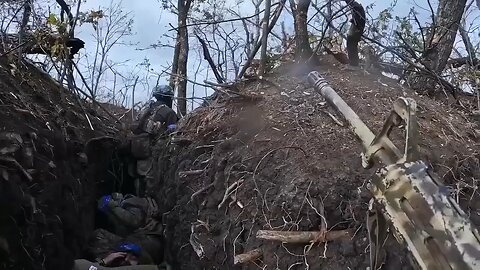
[289,0,316,62]
[259,0,272,74]
[169,0,193,116]
[78,0,133,100]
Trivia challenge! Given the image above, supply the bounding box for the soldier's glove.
[98,195,121,213]
[167,124,177,133]
[98,195,113,213]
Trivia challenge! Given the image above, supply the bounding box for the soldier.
[132,85,178,136]
[344,0,366,69]
[97,193,161,237]
[130,85,178,196]
[73,242,161,269]
[92,194,165,265]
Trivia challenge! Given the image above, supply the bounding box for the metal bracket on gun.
[362,98,419,169]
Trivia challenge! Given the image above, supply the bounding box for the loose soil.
[0,56,122,269]
[155,56,480,269]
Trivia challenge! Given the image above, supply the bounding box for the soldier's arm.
[151,107,178,127]
[72,259,160,270]
[165,110,178,126]
[110,206,144,228]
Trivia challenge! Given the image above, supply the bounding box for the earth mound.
[156,56,480,269]
[0,57,121,269]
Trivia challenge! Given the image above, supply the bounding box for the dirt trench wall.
[0,58,119,269]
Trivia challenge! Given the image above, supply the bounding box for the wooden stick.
[0,156,32,181]
[190,182,214,201]
[218,179,245,209]
[322,110,344,127]
[256,229,352,244]
[234,248,263,265]
[179,170,204,177]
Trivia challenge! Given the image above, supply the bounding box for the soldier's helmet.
[152,85,174,99]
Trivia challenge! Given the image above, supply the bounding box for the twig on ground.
[218,179,245,209]
[189,225,205,259]
[256,229,352,243]
[190,182,214,201]
[234,248,263,265]
[0,156,32,181]
[179,170,204,178]
[322,110,344,127]
[0,41,29,57]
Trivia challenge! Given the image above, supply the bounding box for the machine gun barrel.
[307,71,375,147]
[307,71,480,270]
[307,71,402,166]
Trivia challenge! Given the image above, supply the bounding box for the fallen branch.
[256,229,352,244]
[190,182,214,201]
[179,170,204,177]
[0,41,29,57]
[218,179,245,209]
[234,248,263,265]
[0,156,33,181]
[189,226,205,259]
[203,80,263,100]
[322,110,344,127]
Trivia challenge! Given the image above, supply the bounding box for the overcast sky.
[70,0,475,109]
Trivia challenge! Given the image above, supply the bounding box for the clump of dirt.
[155,56,479,269]
[0,57,121,269]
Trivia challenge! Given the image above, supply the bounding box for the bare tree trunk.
[289,0,315,61]
[19,0,32,46]
[171,0,192,117]
[407,0,467,95]
[259,0,272,75]
[425,0,467,73]
[170,36,181,91]
[253,0,264,47]
[326,0,333,38]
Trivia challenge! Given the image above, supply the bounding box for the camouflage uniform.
[73,259,160,270]
[346,0,366,66]
[99,194,161,237]
[93,194,164,264]
[87,229,164,266]
[130,100,178,196]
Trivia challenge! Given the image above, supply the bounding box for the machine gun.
[307,71,480,269]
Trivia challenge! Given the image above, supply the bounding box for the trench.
[80,135,174,266]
